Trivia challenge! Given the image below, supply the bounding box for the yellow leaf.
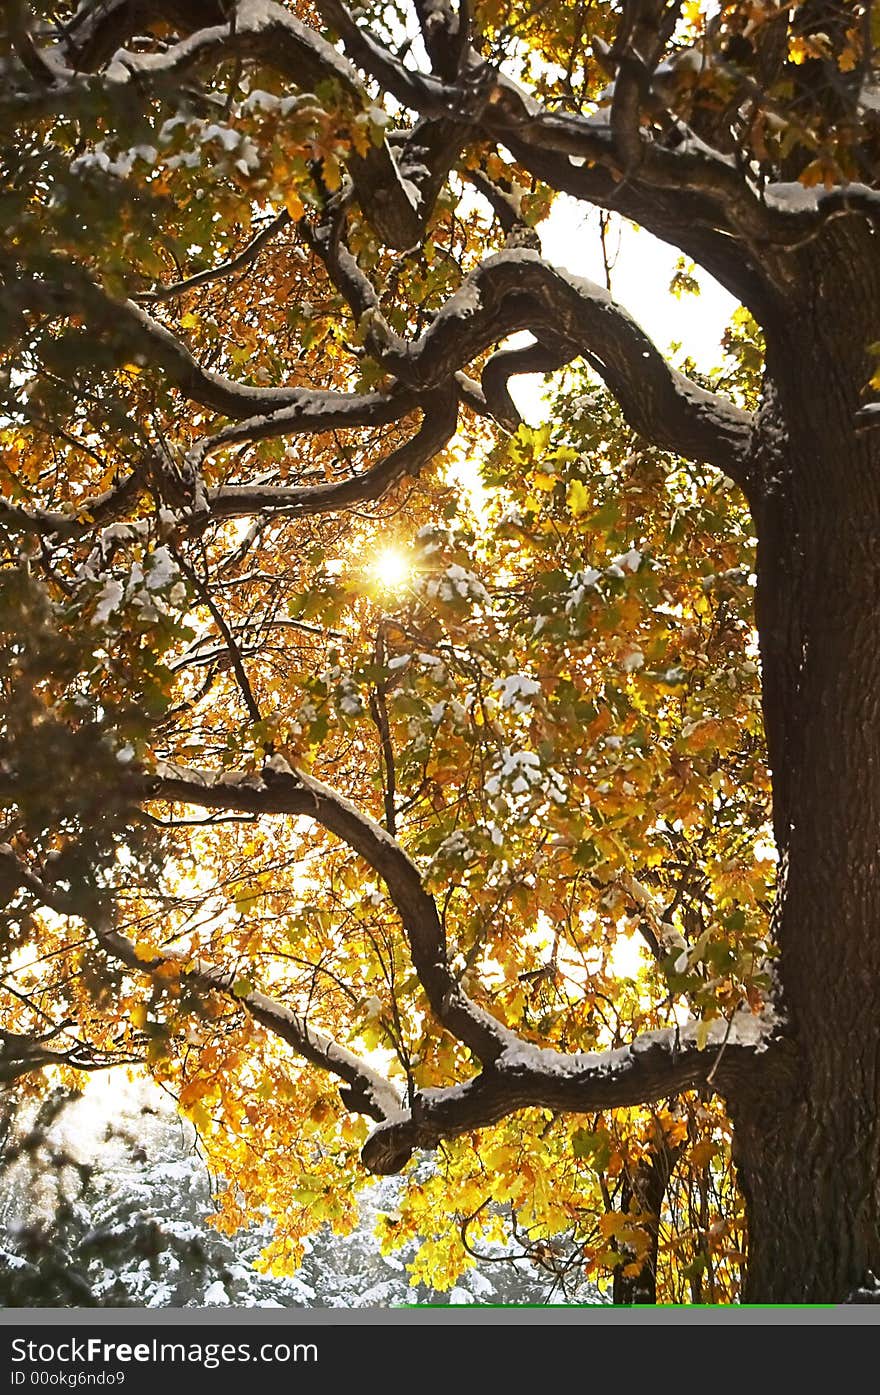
[532,470,557,492]
[285,189,305,220]
[691,1139,718,1169]
[129,1002,148,1029]
[599,1211,627,1239]
[567,479,590,517]
[323,155,342,192]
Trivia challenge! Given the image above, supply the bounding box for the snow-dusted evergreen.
[0,1079,600,1307]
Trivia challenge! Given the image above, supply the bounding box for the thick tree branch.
[0,390,457,541]
[3,264,419,426]
[385,249,755,488]
[361,1017,775,1173]
[142,759,778,1178]
[148,758,509,1064]
[98,921,405,1122]
[480,337,575,432]
[0,779,777,1175]
[188,384,458,520]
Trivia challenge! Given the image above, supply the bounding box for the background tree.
[2,1080,583,1306]
[1,0,878,1305]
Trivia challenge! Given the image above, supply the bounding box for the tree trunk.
[611,1135,681,1305]
[728,227,880,1303]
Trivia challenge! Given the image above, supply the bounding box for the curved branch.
[388,249,755,489]
[63,0,220,72]
[480,337,575,432]
[6,266,409,422]
[0,390,458,540]
[0,791,779,1172]
[189,384,458,520]
[148,758,509,1064]
[361,1017,779,1174]
[99,922,404,1121]
[0,843,403,1120]
[142,756,781,1180]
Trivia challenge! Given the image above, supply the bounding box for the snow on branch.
[361,1011,779,1173]
[99,923,405,1123]
[388,248,755,490]
[196,384,459,521]
[9,0,454,251]
[10,267,407,423]
[149,759,511,1066]
[314,0,763,238]
[0,754,779,1165]
[0,843,403,1121]
[0,390,457,540]
[93,0,361,96]
[143,759,781,1174]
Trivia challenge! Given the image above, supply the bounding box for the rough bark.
[612,1133,682,1306]
[727,223,880,1303]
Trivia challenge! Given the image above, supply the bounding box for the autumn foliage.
[2,0,879,1304]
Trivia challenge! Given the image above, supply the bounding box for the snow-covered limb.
[361,1010,782,1174]
[385,249,755,490]
[102,923,405,1123]
[183,386,420,473]
[313,0,788,252]
[192,384,458,521]
[0,842,404,1122]
[7,241,753,508]
[149,760,513,1065]
[317,0,877,261]
[7,0,455,251]
[3,268,404,423]
[104,0,358,91]
[856,402,880,431]
[145,758,782,1169]
[87,288,400,421]
[0,391,456,542]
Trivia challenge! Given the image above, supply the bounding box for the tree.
[2,1081,587,1306]
[1,0,878,1306]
